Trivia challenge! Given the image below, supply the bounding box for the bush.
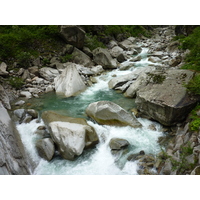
[180,27,200,71]
[189,104,200,131]
[0,25,60,65]
[185,73,200,95]
[8,76,25,89]
[60,54,73,63]
[84,34,105,50]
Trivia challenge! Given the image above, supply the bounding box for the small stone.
[15,100,25,106]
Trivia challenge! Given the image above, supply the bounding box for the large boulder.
[0,102,31,174]
[72,48,94,67]
[59,25,85,49]
[39,67,59,81]
[110,46,124,58]
[41,110,99,149]
[85,101,142,128]
[93,47,118,69]
[35,138,55,161]
[49,121,92,160]
[135,69,198,126]
[54,63,87,97]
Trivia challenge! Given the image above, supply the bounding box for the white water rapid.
[16,47,164,175]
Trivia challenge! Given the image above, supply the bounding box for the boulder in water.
[54,63,87,98]
[109,138,129,150]
[49,121,93,160]
[85,101,142,128]
[36,138,55,161]
[41,110,99,149]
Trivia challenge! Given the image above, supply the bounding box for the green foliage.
[0,25,60,65]
[170,142,197,174]
[179,27,200,71]
[185,73,200,95]
[188,104,200,131]
[147,73,166,84]
[104,25,150,38]
[60,54,73,63]
[16,51,32,68]
[84,34,105,50]
[8,76,25,89]
[42,58,50,66]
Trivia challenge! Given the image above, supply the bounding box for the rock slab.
[85,101,142,128]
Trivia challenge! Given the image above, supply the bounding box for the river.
[16,47,164,175]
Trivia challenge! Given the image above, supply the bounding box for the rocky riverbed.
[1,25,200,175]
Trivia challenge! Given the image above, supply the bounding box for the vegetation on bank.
[0,25,62,67]
[176,26,200,132]
[0,25,150,67]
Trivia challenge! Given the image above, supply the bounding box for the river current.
[16,48,164,175]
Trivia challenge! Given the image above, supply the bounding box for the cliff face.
[0,102,31,175]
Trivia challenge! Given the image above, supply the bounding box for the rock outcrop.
[54,63,87,97]
[135,69,198,126]
[59,25,85,49]
[85,101,142,128]
[0,102,31,174]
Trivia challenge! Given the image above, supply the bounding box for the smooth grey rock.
[110,46,124,58]
[36,138,55,161]
[15,100,25,106]
[93,47,117,69]
[20,91,32,99]
[59,25,85,49]
[54,63,87,97]
[41,110,99,149]
[39,67,59,81]
[85,101,142,128]
[49,121,88,160]
[91,65,104,75]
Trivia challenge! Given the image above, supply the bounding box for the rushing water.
[16,47,164,175]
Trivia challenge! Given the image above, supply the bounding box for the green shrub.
[180,27,200,71]
[16,51,32,68]
[85,34,105,50]
[188,104,200,131]
[185,73,200,95]
[0,25,60,65]
[8,76,25,89]
[60,54,73,63]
